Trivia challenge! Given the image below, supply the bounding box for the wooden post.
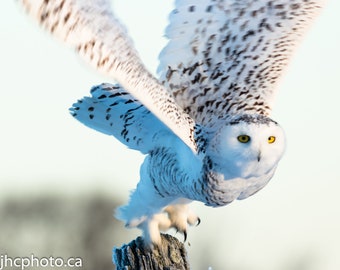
[113,234,190,270]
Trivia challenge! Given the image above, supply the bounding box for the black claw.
[183,230,187,242]
[196,217,201,226]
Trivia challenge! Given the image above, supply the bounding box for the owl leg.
[116,179,176,245]
[136,212,172,245]
[116,157,200,245]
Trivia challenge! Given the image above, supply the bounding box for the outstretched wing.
[158,0,324,125]
[19,0,198,152]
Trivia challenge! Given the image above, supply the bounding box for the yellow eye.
[268,136,276,144]
[237,135,250,143]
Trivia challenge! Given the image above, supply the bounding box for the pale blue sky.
[1,1,340,269]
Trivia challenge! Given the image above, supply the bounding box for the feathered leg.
[116,157,200,245]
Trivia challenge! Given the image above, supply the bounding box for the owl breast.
[200,158,278,207]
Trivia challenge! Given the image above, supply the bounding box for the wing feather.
[19,0,198,152]
[158,0,325,125]
[70,83,172,154]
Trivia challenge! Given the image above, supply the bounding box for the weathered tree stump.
[113,234,190,270]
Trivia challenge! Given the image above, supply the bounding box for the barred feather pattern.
[146,149,275,207]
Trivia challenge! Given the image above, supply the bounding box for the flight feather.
[19,0,198,152]
[159,0,324,125]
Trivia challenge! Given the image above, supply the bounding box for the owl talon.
[183,230,187,242]
[174,227,188,242]
[196,217,201,226]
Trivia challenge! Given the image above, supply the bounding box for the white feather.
[159,0,325,123]
[19,0,198,152]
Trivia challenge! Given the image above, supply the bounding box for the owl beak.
[257,151,262,162]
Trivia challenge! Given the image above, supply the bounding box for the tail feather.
[70,83,169,153]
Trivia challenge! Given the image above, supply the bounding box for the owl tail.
[70,83,169,154]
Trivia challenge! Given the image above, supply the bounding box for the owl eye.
[237,135,250,143]
[268,136,276,144]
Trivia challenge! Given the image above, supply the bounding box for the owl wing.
[158,0,324,125]
[19,0,198,152]
[70,83,174,154]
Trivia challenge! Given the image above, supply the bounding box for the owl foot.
[164,204,201,241]
[135,212,172,246]
[122,204,200,246]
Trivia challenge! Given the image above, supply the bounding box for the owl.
[20,0,324,244]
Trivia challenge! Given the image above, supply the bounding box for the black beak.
[257,152,261,162]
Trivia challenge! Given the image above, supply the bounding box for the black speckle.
[106,114,111,121]
[189,5,195,12]
[274,4,285,9]
[242,30,255,41]
[290,3,300,10]
[89,114,94,119]
[124,99,134,104]
[88,107,94,111]
[197,106,204,113]
[40,11,49,23]
[98,94,107,99]
[90,86,101,93]
[64,12,71,23]
[109,92,124,98]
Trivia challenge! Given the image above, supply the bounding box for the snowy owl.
[20,0,324,244]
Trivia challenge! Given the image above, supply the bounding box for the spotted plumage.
[159,0,323,125]
[19,0,324,244]
[71,83,171,154]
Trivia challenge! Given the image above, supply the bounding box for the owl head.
[207,114,286,179]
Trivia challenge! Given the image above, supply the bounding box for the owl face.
[208,115,286,179]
